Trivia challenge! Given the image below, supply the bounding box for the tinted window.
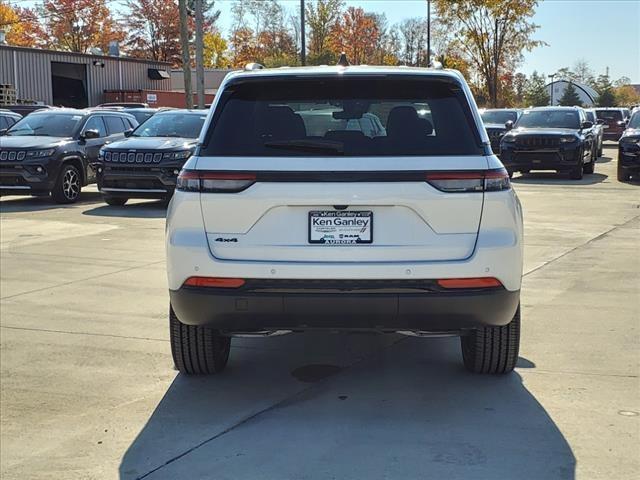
[584,111,596,122]
[6,113,83,137]
[83,116,107,137]
[596,110,623,121]
[203,77,482,157]
[0,117,7,129]
[516,110,580,129]
[629,112,640,129]
[481,110,518,124]
[132,113,206,138]
[130,111,155,125]
[104,116,127,135]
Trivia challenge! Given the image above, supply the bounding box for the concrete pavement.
[1,145,638,479]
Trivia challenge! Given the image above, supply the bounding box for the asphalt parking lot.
[0,144,638,480]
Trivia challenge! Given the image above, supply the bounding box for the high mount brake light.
[176,170,257,193]
[437,277,503,289]
[426,169,510,193]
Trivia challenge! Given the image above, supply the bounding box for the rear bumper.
[170,280,520,332]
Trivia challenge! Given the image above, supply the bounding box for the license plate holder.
[309,211,373,245]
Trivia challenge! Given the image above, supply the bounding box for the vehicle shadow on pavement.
[119,335,575,480]
[512,172,607,186]
[0,191,103,212]
[596,156,612,164]
[82,202,167,219]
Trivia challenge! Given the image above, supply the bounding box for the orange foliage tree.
[41,0,125,53]
[0,2,45,47]
[328,7,379,65]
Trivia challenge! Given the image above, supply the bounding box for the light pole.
[426,0,431,66]
[300,0,306,66]
[548,73,557,106]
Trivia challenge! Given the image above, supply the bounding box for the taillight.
[183,277,246,288]
[426,169,510,192]
[176,170,256,193]
[437,277,502,289]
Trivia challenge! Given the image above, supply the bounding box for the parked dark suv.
[95,109,207,205]
[595,108,628,141]
[618,111,640,182]
[0,109,137,203]
[500,107,595,180]
[480,108,520,156]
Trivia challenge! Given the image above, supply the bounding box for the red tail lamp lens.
[183,277,246,288]
[437,277,502,289]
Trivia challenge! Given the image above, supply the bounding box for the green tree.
[594,74,616,107]
[558,82,582,106]
[524,70,550,106]
[434,0,544,108]
[305,0,344,60]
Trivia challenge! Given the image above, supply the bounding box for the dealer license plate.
[308,211,373,244]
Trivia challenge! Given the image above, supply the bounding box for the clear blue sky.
[16,0,640,82]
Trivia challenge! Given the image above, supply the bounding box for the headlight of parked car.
[162,150,192,160]
[559,136,577,143]
[25,149,56,158]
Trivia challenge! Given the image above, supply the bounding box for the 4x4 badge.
[215,237,238,242]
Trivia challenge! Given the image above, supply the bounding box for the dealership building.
[0,45,172,108]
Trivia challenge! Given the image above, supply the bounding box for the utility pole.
[178,0,193,109]
[426,0,431,66]
[300,0,306,66]
[195,0,205,109]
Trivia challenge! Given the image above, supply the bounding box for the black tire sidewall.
[51,164,81,204]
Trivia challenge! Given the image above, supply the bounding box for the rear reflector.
[183,277,246,288]
[437,277,502,289]
[177,170,256,193]
[426,169,510,192]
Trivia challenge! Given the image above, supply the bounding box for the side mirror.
[82,129,100,140]
[581,121,593,129]
[0,129,7,136]
[124,129,134,137]
[596,119,605,125]
[504,120,514,131]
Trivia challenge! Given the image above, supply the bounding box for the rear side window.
[203,77,483,156]
[83,116,107,137]
[104,116,127,135]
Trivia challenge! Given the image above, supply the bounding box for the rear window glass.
[596,110,623,121]
[203,77,483,156]
[481,110,518,124]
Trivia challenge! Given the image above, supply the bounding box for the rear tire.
[461,305,520,374]
[170,306,231,375]
[51,164,81,204]
[104,196,128,206]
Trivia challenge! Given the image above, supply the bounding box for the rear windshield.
[132,113,207,138]
[516,110,580,129]
[202,77,483,156]
[481,110,518,124]
[596,110,623,121]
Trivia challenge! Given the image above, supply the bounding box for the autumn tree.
[0,3,45,47]
[203,31,230,68]
[524,71,550,106]
[435,0,543,107]
[397,18,426,66]
[41,0,125,54]
[328,7,379,65]
[305,0,344,62]
[613,85,640,106]
[558,82,582,106]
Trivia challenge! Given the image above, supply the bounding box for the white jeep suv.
[166,65,524,375]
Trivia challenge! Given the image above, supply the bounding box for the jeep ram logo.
[215,237,238,242]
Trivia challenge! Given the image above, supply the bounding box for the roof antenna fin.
[337,52,350,67]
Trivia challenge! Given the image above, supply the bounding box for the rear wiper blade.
[264,139,344,154]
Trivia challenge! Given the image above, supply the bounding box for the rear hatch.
[194,73,492,264]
